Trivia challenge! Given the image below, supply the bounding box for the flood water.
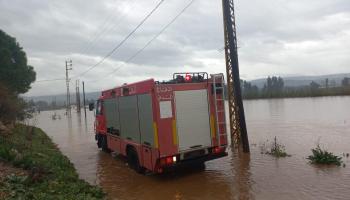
[36,96,350,200]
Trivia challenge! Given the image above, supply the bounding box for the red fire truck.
[91,72,228,173]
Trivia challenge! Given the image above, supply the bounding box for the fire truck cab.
[92,72,228,174]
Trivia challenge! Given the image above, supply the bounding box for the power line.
[79,0,137,56]
[35,0,193,85]
[79,0,121,55]
[74,0,166,78]
[35,78,66,83]
[89,0,196,82]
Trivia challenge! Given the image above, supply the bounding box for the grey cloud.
[0,0,348,96]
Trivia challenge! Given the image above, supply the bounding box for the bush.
[260,136,290,158]
[307,145,342,166]
[0,83,31,125]
[0,125,105,199]
[0,145,15,162]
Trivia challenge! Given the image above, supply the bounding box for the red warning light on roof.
[185,74,191,82]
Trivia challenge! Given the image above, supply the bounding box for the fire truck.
[90,72,228,173]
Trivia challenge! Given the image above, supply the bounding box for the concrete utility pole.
[82,81,87,119]
[65,60,73,115]
[222,0,250,152]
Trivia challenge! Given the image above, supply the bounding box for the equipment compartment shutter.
[104,98,120,132]
[175,89,212,151]
[119,96,140,142]
[137,94,155,147]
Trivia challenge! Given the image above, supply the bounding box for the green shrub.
[0,144,15,162]
[0,125,106,199]
[2,174,31,200]
[307,145,342,166]
[0,84,31,124]
[260,136,290,158]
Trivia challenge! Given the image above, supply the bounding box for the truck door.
[174,89,212,151]
[95,100,106,134]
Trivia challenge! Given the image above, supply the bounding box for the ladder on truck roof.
[212,73,227,147]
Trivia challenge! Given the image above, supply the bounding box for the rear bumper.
[160,151,228,173]
[179,151,227,165]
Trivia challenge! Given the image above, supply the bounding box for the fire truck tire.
[194,161,206,170]
[127,148,145,174]
[97,135,102,148]
[99,135,110,153]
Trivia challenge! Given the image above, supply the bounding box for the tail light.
[159,156,177,166]
[213,147,224,154]
[166,157,173,165]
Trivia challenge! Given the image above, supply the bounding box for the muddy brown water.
[36,96,350,200]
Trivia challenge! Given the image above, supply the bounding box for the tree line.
[241,76,350,99]
[28,99,96,112]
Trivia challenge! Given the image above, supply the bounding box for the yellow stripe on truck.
[153,122,159,148]
[210,115,216,139]
[172,119,178,145]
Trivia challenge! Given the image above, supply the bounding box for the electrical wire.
[74,0,165,78]
[34,78,66,83]
[79,0,137,56]
[34,0,194,85]
[89,0,196,83]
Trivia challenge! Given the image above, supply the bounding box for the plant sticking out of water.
[307,144,342,166]
[260,136,290,158]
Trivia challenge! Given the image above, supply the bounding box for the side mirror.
[89,103,95,111]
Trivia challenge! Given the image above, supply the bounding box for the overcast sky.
[0,0,349,96]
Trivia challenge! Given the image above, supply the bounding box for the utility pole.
[76,79,81,113]
[65,60,73,116]
[222,0,250,152]
[82,81,87,119]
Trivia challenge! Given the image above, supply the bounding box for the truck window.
[96,100,103,115]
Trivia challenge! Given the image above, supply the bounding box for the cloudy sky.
[0,0,349,96]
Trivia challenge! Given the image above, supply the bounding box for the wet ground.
[36,96,350,200]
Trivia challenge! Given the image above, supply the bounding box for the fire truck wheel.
[127,148,145,174]
[97,136,102,148]
[194,162,206,170]
[101,135,110,153]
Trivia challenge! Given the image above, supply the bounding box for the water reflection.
[96,151,242,200]
[268,99,285,122]
[67,114,73,135]
[231,149,252,200]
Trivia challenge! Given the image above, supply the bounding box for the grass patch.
[260,136,290,158]
[307,144,342,166]
[0,124,105,199]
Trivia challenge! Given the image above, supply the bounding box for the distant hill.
[24,73,350,104]
[250,73,350,89]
